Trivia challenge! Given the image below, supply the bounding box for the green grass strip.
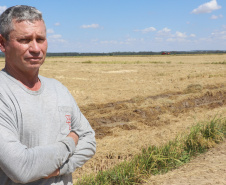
[75,117,226,185]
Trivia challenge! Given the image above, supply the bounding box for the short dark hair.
[0,5,44,40]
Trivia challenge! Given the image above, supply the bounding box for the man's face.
[2,20,48,74]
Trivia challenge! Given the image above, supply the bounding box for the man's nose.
[29,40,40,53]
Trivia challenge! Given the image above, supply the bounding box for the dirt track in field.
[81,84,225,140]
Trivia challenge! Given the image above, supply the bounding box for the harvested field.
[0,54,225,184]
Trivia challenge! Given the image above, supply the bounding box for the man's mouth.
[25,57,42,62]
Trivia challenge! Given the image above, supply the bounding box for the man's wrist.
[44,168,60,179]
[67,131,79,145]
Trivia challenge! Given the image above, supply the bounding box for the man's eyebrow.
[17,33,46,38]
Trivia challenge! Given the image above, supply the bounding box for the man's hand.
[67,131,79,145]
[44,169,60,179]
[44,132,78,179]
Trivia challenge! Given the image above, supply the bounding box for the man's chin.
[23,63,43,73]
[25,60,44,67]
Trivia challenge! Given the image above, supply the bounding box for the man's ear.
[0,35,6,53]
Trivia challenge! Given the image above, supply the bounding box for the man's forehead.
[12,19,45,26]
[11,19,46,33]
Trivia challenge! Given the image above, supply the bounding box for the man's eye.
[19,39,30,43]
[37,38,45,43]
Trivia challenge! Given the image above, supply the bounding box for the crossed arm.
[0,128,77,183]
[0,97,96,183]
[45,132,79,179]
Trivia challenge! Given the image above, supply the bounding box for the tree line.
[0,50,226,57]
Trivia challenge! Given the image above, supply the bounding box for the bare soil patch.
[81,84,225,139]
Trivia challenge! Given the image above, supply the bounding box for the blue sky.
[1,0,226,53]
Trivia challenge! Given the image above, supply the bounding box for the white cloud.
[0,6,7,14]
[80,24,100,29]
[157,27,172,37]
[49,34,62,39]
[126,38,137,42]
[165,32,188,42]
[158,27,171,34]
[155,37,164,42]
[211,26,226,40]
[135,27,156,33]
[166,38,175,42]
[98,37,145,46]
[47,29,54,34]
[54,22,60,26]
[210,14,223,19]
[100,40,118,44]
[155,28,195,43]
[211,15,218,19]
[191,0,221,14]
[48,34,67,43]
[91,39,99,42]
[142,27,156,33]
[175,31,187,38]
[124,38,144,44]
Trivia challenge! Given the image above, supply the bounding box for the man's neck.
[4,66,41,91]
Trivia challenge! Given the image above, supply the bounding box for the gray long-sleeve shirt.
[0,70,96,184]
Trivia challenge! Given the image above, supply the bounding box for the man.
[0,5,96,185]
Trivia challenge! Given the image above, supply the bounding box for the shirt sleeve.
[0,95,76,184]
[59,96,96,175]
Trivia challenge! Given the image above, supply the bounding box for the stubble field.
[1,54,225,184]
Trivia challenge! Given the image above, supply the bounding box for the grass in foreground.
[75,117,226,185]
